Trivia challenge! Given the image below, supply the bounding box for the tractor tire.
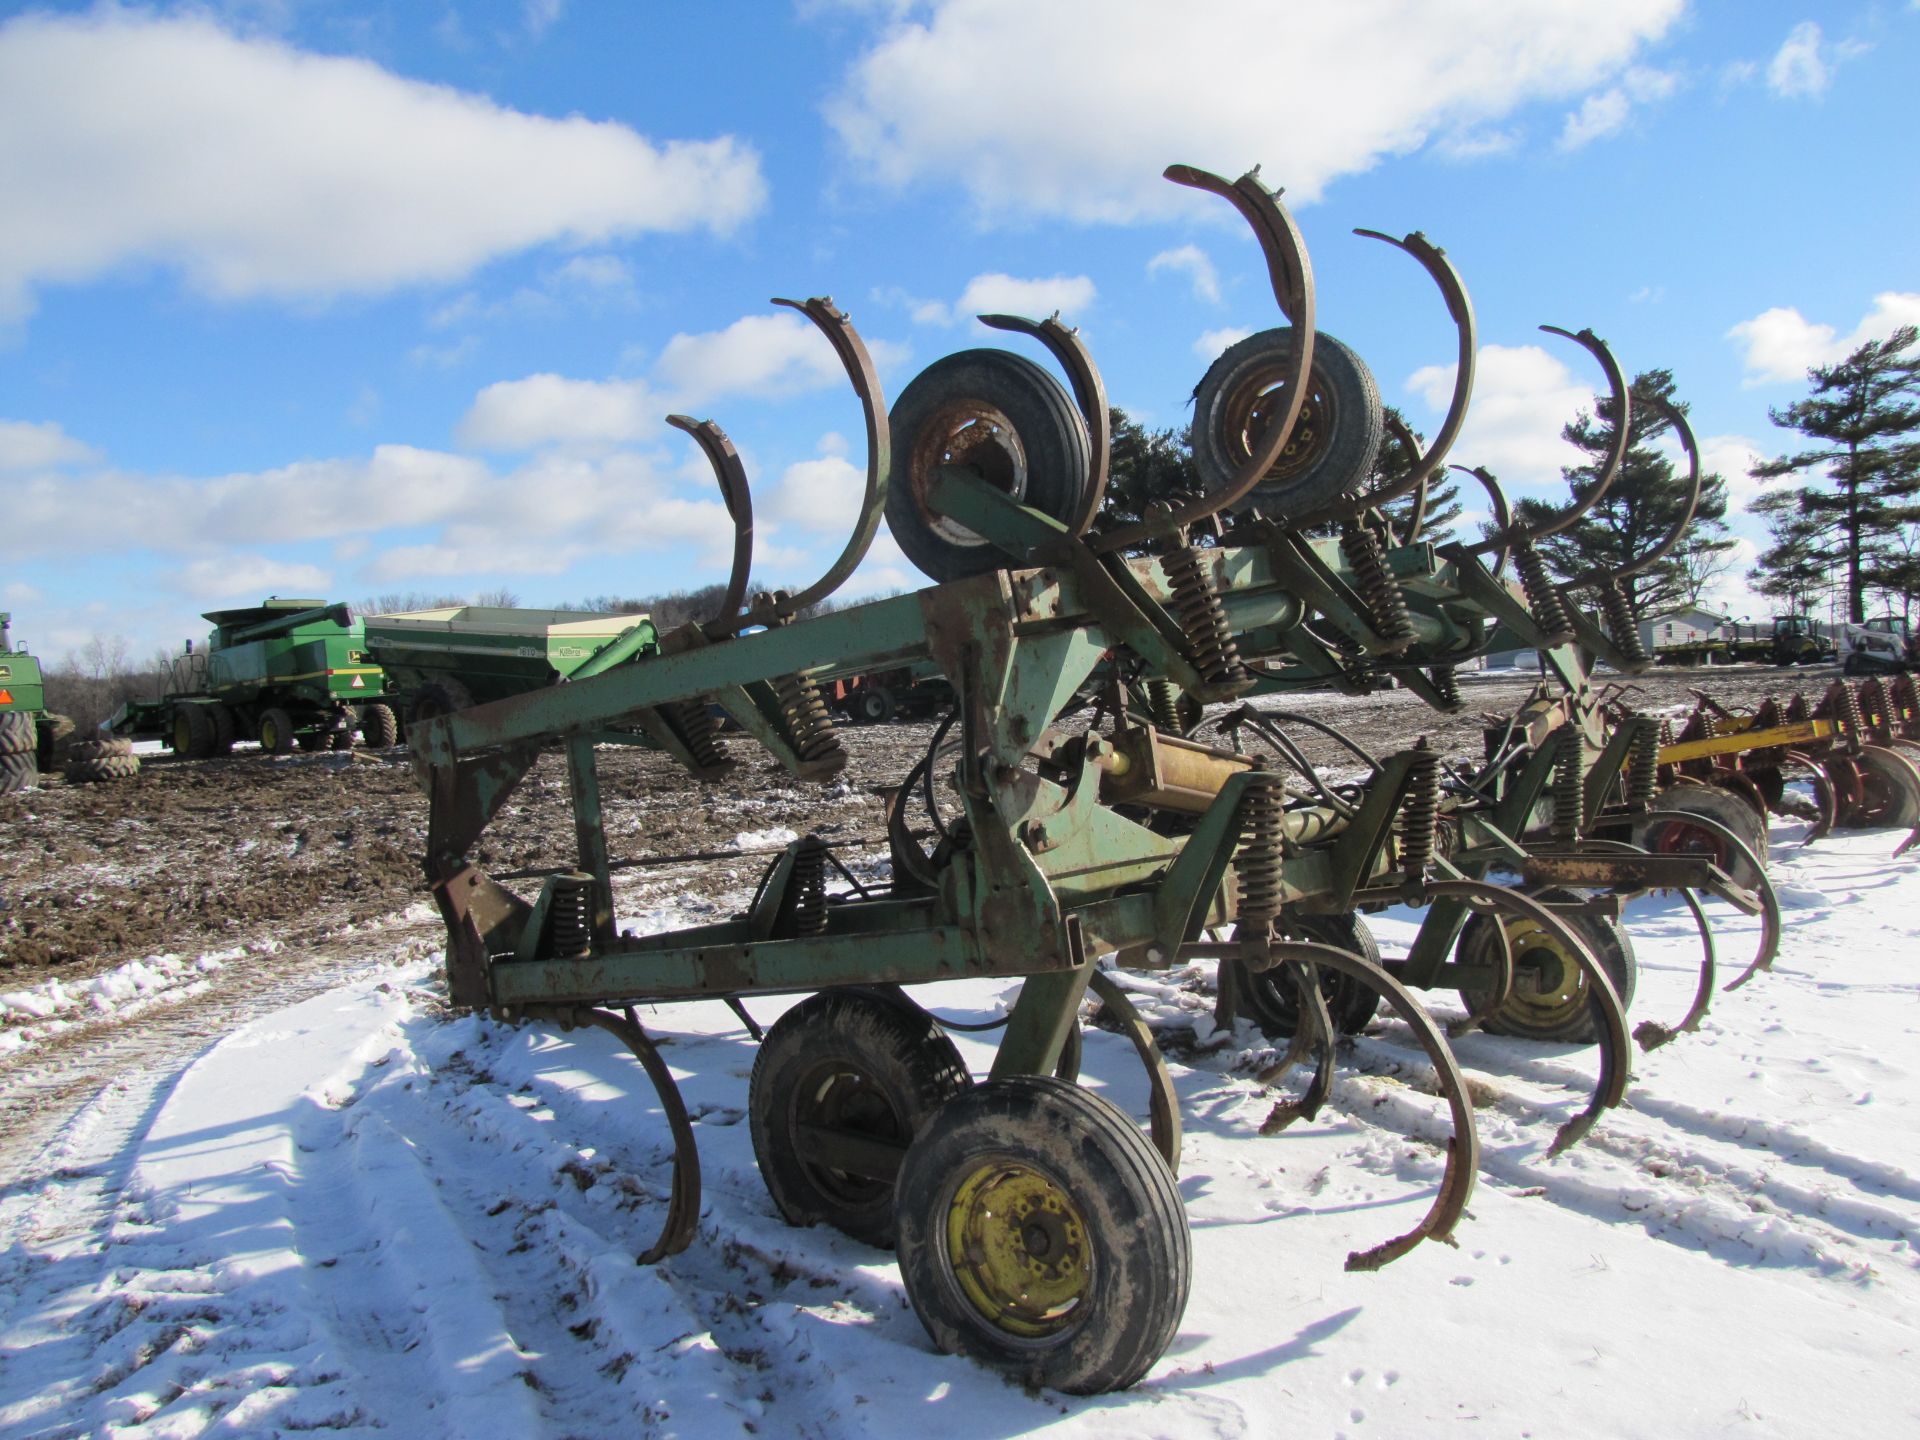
[328,726,354,751]
[66,737,134,762]
[257,707,296,755]
[857,686,896,725]
[408,677,474,725]
[1844,745,1920,829]
[895,1076,1190,1395]
[35,713,74,771]
[1224,912,1384,1039]
[0,711,34,754]
[65,753,140,783]
[0,749,37,793]
[750,990,971,1249]
[359,702,400,748]
[885,349,1091,583]
[1457,893,1636,1044]
[173,704,214,759]
[208,705,236,755]
[1635,785,1768,892]
[296,732,330,752]
[1193,327,1383,519]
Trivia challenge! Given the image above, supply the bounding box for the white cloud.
[1726,292,1920,385]
[0,418,98,471]
[763,441,869,538]
[826,0,1684,222]
[169,554,333,602]
[1558,89,1631,150]
[1435,126,1523,161]
[1147,245,1220,303]
[1696,432,1768,514]
[1767,21,1830,98]
[524,0,565,41]
[1406,342,1598,492]
[4,581,43,604]
[0,10,765,321]
[654,312,853,406]
[459,374,663,450]
[901,272,1096,328]
[1193,326,1252,360]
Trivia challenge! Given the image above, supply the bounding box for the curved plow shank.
[1385,413,1431,542]
[1349,227,1477,512]
[761,297,889,621]
[1611,391,1702,582]
[517,1004,703,1264]
[1445,913,1514,1041]
[1631,809,1785,992]
[1424,879,1631,1157]
[978,311,1112,536]
[666,415,755,632]
[1785,750,1840,841]
[1095,165,1317,548]
[1253,958,1337,1135]
[1234,938,1478,1271]
[1084,969,1183,1172]
[1634,887,1717,1051]
[1447,464,1515,578]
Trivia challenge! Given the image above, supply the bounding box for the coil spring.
[1838,681,1867,742]
[669,698,729,770]
[1164,542,1247,687]
[786,836,828,937]
[1234,774,1285,928]
[1597,578,1648,665]
[1859,677,1888,733]
[1400,738,1439,876]
[770,672,844,764]
[1512,539,1575,643]
[1146,678,1182,733]
[1428,664,1462,711]
[1658,715,1675,746]
[1785,692,1810,724]
[1333,632,1376,692]
[547,874,594,958]
[1627,713,1661,809]
[1552,726,1585,841]
[1340,521,1417,648]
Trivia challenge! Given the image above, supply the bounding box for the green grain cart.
[362,606,658,726]
[111,598,393,756]
[0,612,53,792]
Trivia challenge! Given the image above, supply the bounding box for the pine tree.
[1099,407,1199,537]
[1750,488,1838,617]
[1753,326,1920,623]
[1515,368,1735,617]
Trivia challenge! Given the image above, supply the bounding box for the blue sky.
[2,0,1916,663]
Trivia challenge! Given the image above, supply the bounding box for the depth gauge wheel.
[895,1076,1190,1395]
[1192,327,1383,517]
[1843,745,1920,828]
[1224,911,1383,1038]
[1634,784,1768,891]
[749,989,972,1248]
[1457,893,1636,1043]
[885,349,1091,583]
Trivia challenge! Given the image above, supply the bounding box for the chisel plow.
[414,163,1769,1394]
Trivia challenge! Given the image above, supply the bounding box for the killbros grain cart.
[110,598,389,755]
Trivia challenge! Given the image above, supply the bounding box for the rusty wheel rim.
[906,397,1028,548]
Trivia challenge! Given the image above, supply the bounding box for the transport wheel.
[1634,785,1767,890]
[1843,745,1920,828]
[894,1075,1190,1395]
[1224,912,1383,1038]
[858,687,896,725]
[886,349,1091,583]
[1192,327,1383,518]
[0,711,34,754]
[208,705,236,755]
[409,677,474,725]
[360,702,399,748]
[749,989,972,1248]
[257,707,296,754]
[1457,893,1636,1044]
[0,749,36,793]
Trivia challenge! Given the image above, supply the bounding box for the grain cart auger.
[410,163,1696,1393]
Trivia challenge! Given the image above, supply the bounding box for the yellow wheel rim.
[1499,916,1585,1024]
[946,1160,1091,1338]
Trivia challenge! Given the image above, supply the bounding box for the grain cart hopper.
[410,164,1721,1396]
[362,605,658,734]
[110,598,386,755]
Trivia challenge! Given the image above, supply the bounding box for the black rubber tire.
[0,710,34,755]
[67,737,134,762]
[894,1076,1190,1395]
[858,687,896,725]
[297,732,330,752]
[65,753,140,783]
[1457,892,1637,1044]
[1193,327,1383,518]
[1846,746,1920,828]
[328,726,354,751]
[173,705,214,759]
[749,990,972,1249]
[885,349,1091,583]
[208,705,236,755]
[257,707,296,755]
[0,749,36,793]
[408,676,474,725]
[360,702,400,748]
[1635,785,1768,891]
[1225,912,1383,1038]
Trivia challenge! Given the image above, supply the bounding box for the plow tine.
[1613,391,1702,581]
[1446,464,1515,579]
[1086,970,1183,1172]
[1094,166,1316,548]
[1788,751,1840,842]
[1386,413,1430,542]
[1634,888,1717,1051]
[978,310,1111,535]
[762,297,888,621]
[1254,960,1337,1133]
[666,415,755,632]
[1446,910,1513,1041]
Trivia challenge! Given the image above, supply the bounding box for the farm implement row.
[413,165,1802,1393]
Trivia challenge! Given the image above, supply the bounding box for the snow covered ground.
[3,816,1917,1438]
